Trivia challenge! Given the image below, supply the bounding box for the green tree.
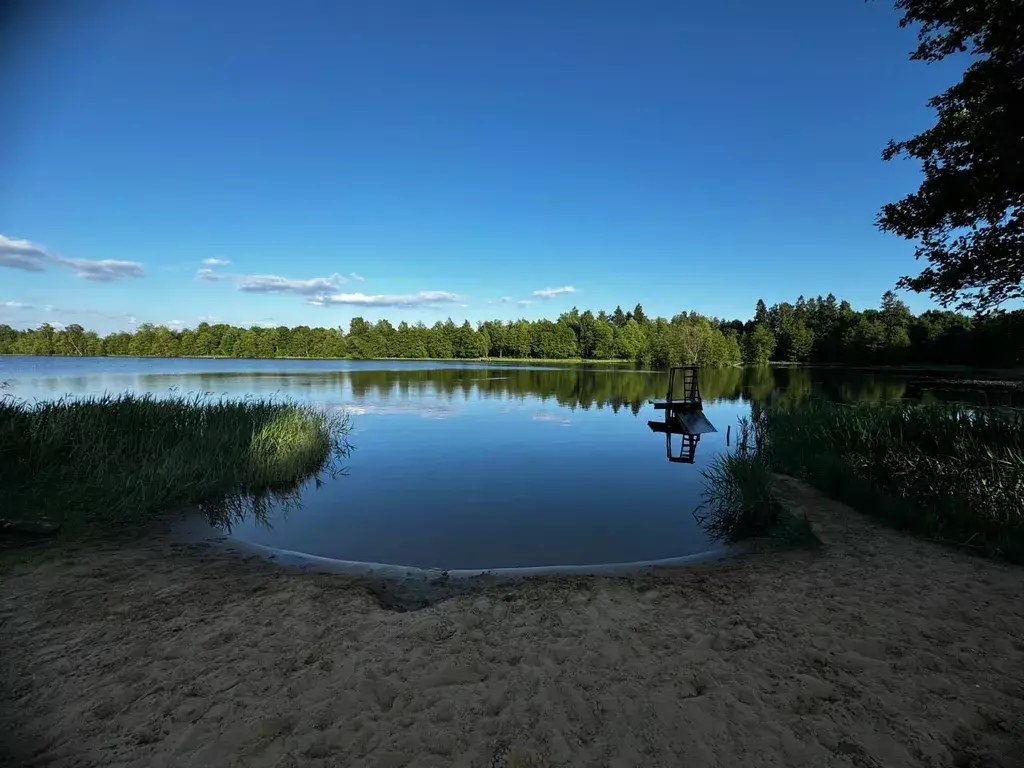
[478,320,505,357]
[743,323,775,365]
[453,320,487,358]
[577,310,597,358]
[0,324,14,354]
[346,317,373,358]
[777,315,814,362]
[54,324,88,356]
[104,331,132,356]
[754,299,769,326]
[844,313,888,363]
[591,318,615,359]
[879,290,912,362]
[615,319,646,360]
[426,321,454,359]
[218,327,242,357]
[878,0,1024,312]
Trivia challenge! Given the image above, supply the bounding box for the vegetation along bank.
[0,393,349,535]
[702,401,1024,564]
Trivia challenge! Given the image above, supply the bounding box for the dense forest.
[2,291,1023,368]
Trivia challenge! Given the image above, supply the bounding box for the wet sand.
[2,477,1023,767]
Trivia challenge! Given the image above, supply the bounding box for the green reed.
[760,399,1024,562]
[0,392,350,533]
[696,417,815,545]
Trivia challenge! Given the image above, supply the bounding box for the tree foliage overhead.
[878,0,1024,312]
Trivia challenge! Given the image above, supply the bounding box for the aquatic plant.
[761,399,1024,562]
[0,392,350,533]
[695,417,814,544]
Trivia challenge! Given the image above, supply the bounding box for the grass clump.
[696,418,815,545]
[761,399,1024,562]
[0,392,350,534]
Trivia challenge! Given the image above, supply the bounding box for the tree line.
[1,292,1022,368]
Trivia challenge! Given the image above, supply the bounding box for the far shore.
[3,353,1023,379]
[770,360,1024,381]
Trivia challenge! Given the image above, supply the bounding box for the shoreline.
[176,513,743,580]
[3,477,1022,766]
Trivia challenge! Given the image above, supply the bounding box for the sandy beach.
[2,477,1023,767]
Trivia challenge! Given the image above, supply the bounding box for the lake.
[2,356,1020,570]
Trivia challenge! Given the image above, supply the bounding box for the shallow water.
[2,356,1020,569]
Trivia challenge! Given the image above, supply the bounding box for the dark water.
[2,356,1020,569]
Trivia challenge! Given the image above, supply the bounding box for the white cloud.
[0,234,144,282]
[196,268,227,282]
[517,299,534,306]
[1,300,33,309]
[166,320,185,329]
[311,290,460,308]
[499,296,511,303]
[201,257,231,266]
[348,272,365,281]
[237,273,345,295]
[55,257,145,282]
[532,285,576,299]
[0,235,48,271]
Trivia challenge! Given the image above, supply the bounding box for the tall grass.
[0,392,350,533]
[761,399,1024,562]
[695,418,814,544]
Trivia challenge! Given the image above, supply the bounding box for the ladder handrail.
[667,365,701,404]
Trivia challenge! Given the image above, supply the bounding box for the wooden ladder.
[667,366,701,405]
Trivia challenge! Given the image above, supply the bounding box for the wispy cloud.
[201,257,231,266]
[310,290,460,308]
[499,296,511,303]
[0,235,48,271]
[0,300,33,309]
[532,285,576,299]
[517,299,534,306]
[55,257,145,282]
[348,272,365,282]
[44,305,135,320]
[196,268,228,282]
[0,233,144,282]
[238,273,346,295]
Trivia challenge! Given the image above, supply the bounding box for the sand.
[2,477,1023,768]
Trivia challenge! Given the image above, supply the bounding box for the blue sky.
[0,0,964,333]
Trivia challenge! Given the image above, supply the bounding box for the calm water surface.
[2,357,1020,569]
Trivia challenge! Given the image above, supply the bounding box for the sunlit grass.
[0,392,350,533]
